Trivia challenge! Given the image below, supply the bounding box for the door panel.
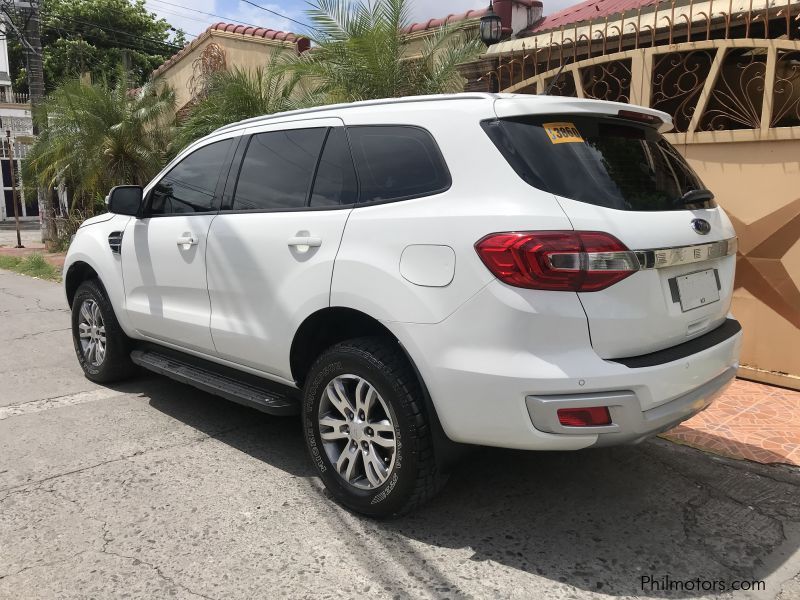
[207,210,350,378]
[121,135,237,354]
[122,215,217,353]
[206,118,352,379]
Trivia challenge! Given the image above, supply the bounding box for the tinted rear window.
[233,128,326,211]
[482,115,713,211]
[347,126,450,203]
[310,128,358,208]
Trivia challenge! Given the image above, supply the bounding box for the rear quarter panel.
[331,101,576,324]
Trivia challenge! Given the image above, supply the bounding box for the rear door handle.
[287,236,322,248]
[176,235,198,248]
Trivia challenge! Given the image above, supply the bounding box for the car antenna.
[542,61,569,95]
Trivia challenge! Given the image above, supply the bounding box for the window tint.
[149,139,232,215]
[482,115,713,211]
[309,128,358,207]
[347,126,450,203]
[233,128,326,211]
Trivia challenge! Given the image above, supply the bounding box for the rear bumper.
[388,280,742,451]
[526,367,735,446]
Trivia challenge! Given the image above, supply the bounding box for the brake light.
[557,407,612,427]
[617,109,663,126]
[474,231,639,291]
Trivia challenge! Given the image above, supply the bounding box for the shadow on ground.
[133,375,800,597]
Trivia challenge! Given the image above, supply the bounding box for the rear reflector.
[557,407,612,427]
[475,231,639,291]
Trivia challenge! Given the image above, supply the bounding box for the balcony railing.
[0,91,29,104]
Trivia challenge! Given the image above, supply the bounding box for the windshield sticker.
[543,122,585,144]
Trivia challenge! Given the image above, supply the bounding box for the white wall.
[0,23,12,85]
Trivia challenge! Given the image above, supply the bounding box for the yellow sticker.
[543,122,585,144]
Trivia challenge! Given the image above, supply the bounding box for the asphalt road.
[1,269,799,600]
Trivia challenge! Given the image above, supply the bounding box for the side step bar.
[130,349,299,416]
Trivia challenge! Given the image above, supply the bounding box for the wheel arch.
[290,307,395,387]
[65,260,99,307]
[291,307,465,468]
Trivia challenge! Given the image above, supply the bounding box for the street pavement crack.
[0,288,66,313]
[644,443,790,573]
[0,551,90,581]
[0,424,246,496]
[99,548,220,600]
[6,326,70,341]
[644,442,795,522]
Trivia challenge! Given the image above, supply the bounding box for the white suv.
[64,93,741,516]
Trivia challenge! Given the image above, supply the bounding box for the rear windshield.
[482,115,714,211]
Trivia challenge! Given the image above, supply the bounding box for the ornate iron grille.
[772,49,800,128]
[699,48,767,131]
[651,50,715,132]
[580,59,632,103]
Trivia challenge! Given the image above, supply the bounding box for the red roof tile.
[402,8,490,33]
[152,22,309,79]
[530,0,660,33]
[209,21,303,42]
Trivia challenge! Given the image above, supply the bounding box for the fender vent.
[108,231,124,254]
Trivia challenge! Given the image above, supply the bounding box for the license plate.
[676,269,720,312]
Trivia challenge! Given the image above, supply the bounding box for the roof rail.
[213,93,497,134]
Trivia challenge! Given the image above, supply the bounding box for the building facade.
[151,23,310,117]
[150,6,541,114]
[0,22,35,222]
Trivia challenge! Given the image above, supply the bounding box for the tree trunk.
[21,2,56,246]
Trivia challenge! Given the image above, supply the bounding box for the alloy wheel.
[317,374,397,490]
[77,299,106,367]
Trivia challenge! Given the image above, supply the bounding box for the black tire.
[302,337,445,517]
[71,279,136,383]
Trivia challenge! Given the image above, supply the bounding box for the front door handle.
[287,236,322,248]
[176,234,198,248]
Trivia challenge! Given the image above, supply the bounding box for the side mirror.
[106,185,143,216]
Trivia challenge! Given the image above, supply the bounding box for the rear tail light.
[475,231,639,292]
[557,406,612,427]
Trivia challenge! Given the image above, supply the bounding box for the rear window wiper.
[675,189,714,207]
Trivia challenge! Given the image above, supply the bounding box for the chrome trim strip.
[634,237,737,270]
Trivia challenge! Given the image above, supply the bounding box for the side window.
[347,126,450,203]
[233,128,326,211]
[309,128,358,208]
[149,139,232,215]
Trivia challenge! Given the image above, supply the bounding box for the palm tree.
[175,0,482,148]
[172,62,317,152]
[24,76,175,212]
[285,0,484,102]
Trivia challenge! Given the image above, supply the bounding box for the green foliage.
[0,254,62,282]
[9,0,184,93]
[23,75,176,213]
[284,0,484,102]
[177,0,483,147]
[172,61,320,153]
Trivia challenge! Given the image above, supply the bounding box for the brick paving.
[663,378,800,467]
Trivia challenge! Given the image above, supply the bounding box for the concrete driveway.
[1,269,798,600]
[0,223,42,249]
